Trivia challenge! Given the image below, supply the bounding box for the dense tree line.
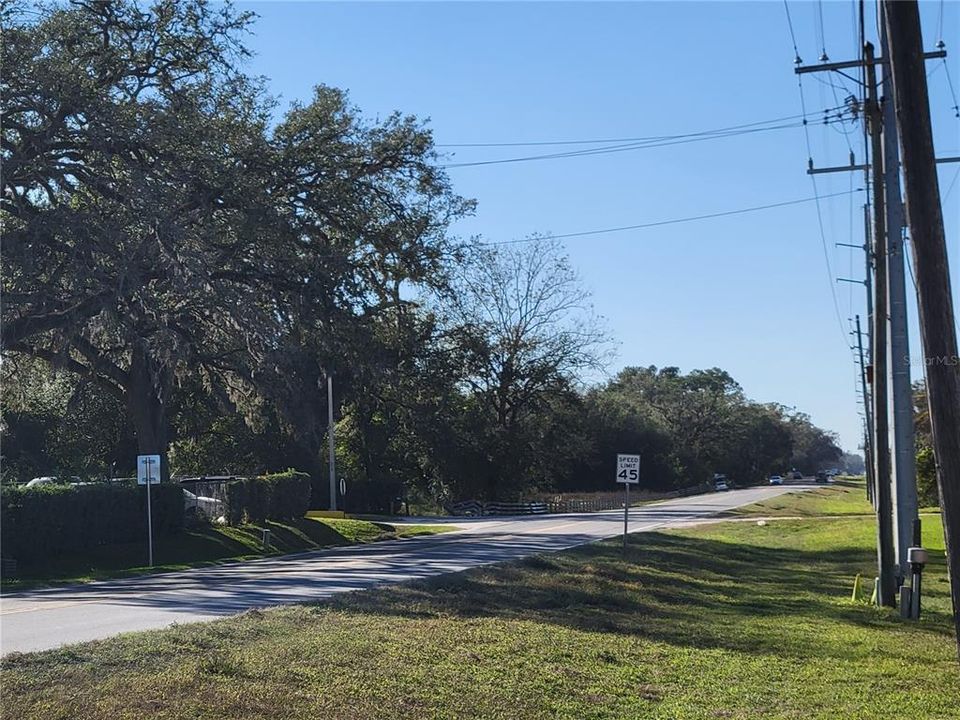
[1,1,846,508]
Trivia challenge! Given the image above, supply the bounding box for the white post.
[146,457,154,567]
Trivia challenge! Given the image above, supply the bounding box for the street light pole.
[327,373,337,511]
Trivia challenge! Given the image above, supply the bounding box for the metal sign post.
[137,454,161,567]
[327,374,337,512]
[616,454,640,553]
[623,482,629,552]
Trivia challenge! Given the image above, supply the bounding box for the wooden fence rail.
[446,484,711,516]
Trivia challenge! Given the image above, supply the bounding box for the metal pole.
[623,482,629,553]
[146,458,154,567]
[855,315,875,505]
[879,2,918,584]
[866,41,897,607]
[863,204,875,507]
[327,373,337,511]
[863,205,874,355]
[911,517,923,619]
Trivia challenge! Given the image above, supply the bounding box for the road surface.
[1,485,793,655]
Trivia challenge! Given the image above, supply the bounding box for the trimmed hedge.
[0,482,184,565]
[224,469,311,525]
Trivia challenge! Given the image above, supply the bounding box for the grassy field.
[732,478,940,518]
[2,518,453,590]
[731,479,875,517]
[3,489,956,719]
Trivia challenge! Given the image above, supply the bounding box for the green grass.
[3,508,956,719]
[732,479,875,517]
[2,518,454,591]
[732,478,941,518]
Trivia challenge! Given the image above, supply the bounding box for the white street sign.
[137,454,161,485]
[136,454,160,568]
[616,454,640,484]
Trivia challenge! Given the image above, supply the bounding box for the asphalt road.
[0,485,794,655]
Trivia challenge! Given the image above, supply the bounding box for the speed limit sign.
[616,454,640,484]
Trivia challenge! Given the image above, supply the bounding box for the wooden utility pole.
[865,41,897,607]
[884,0,960,656]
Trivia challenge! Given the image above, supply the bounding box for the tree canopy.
[2,1,847,507]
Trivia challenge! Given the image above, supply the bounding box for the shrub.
[916,445,940,506]
[223,469,311,525]
[0,482,184,565]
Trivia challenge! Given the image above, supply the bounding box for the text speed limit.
[616,454,640,484]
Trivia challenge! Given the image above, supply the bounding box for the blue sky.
[239,1,959,451]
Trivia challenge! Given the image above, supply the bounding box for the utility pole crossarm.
[808,156,959,176]
[808,164,869,175]
[794,50,946,74]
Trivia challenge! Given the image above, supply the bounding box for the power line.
[942,163,960,203]
[937,0,945,45]
[482,189,862,246]
[439,115,851,169]
[798,79,852,352]
[435,108,842,148]
[817,0,828,60]
[439,122,812,168]
[783,0,857,356]
[783,0,802,63]
[942,59,960,118]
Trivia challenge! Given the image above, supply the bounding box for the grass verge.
[731,478,941,518]
[731,479,875,517]
[2,518,453,591]
[3,506,955,718]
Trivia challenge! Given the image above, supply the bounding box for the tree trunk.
[127,342,172,482]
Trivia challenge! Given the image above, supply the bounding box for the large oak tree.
[2,1,471,489]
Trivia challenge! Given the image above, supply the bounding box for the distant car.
[25,476,81,487]
[790,470,803,480]
[815,471,829,483]
[183,489,225,517]
[713,474,730,491]
[768,475,783,485]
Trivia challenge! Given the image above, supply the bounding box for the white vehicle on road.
[25,476,82,487]
[182,489,225,518]
[768,475,783,485]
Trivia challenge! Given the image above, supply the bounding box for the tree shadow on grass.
[322,531,956,660]
[5,519,356,590]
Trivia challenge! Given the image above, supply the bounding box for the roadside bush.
[224,469,311,525]
[0,482,184,565]
[916,445,940,506]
